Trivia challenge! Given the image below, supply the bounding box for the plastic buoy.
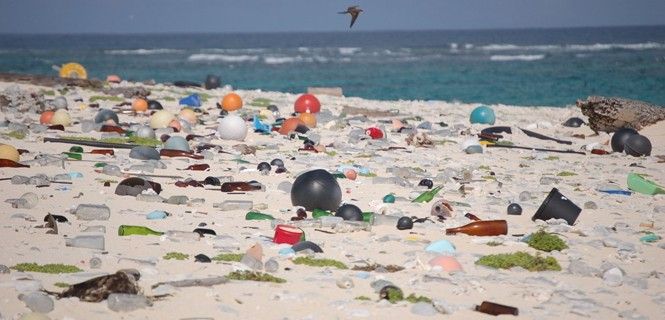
[59,62,87,79]
[221,93,243,111]
[294,94,321,113]
[132,98,148,112]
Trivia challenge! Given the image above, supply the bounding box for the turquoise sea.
[1,26,664,107]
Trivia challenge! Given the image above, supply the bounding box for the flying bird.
[339,6,363,28]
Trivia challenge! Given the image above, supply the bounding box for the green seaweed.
[53,282,70,288]
[3,131,26,140]
[384,287,404,303]
[475,252,561,272]
[89,95,124,103]
[486,241,503,247]
[41,90,56,96]
[292,257,348,269]
[557,171,577,177]
[355,295,371,301]
[12,263,82,274]
[211,253,243,262]
[249,98,272,107]
[60,135,161,147]
[527,230,568,252]
[544,156,560,161]
[226,271,286,283]
[163,252,189,260]
[162,96,176,101]
[405,294,432,304]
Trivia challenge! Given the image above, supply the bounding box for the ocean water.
[1,26,664,107]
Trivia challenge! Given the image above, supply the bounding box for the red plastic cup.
[273,225,305,244]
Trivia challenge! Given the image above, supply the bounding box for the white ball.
[51,109,71,126]
[135,125,156,139]
[150,110,174,129]
[52,96,68,109]
[217,115,247,141]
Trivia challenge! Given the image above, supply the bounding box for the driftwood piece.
[341,105,400,117]
[0,72,103,89]
[577,96,665,133]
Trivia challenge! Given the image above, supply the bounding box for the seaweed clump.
[292,257,348,269]
[527,230,568,252]
[475,252,561,272]
[163,252,189,260]
[226,271,285,283]
[211,253,243,262]
[12,263,82,274]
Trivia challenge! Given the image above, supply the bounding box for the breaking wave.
[187,54,259,62]
[105,49,183,55]
[490,54,546,61]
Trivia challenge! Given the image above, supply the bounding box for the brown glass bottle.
[445,220,507,236]
[475,301,519,316]
[221,181,263,192]
[0,159,30,168]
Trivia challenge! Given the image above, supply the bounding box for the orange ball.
[132,98,148,112]
[221,92,243,111]
[278,117,305,135]
[344,169,357,180]
[40,110,55,124]
[106,74,121,83]
[298,112,317,128]
[294,94,321,113]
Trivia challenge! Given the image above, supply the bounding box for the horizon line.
[1,24,664,36]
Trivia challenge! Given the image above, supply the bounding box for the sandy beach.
[0,78,664,320]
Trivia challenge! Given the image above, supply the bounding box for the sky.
[0,0,664,34]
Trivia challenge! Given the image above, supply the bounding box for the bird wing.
[349,12,359,28]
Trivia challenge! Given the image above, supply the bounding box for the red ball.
[294,94,321,113]
[365,127,384,139]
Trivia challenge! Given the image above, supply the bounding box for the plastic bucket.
[273,224,305,244]
[532,188,581,225]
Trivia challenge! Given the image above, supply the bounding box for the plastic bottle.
[164,230,201,242]
[107,293,151,312]
[118,225,164,236]
[65,235,105,250]
[312,208,332,218]
[215,200,253,211]
[445,220,507,236]
[74,204,111,221]
[270,218,322,229]
[475,301,519,316]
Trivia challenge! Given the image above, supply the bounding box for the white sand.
[0,80,664,319]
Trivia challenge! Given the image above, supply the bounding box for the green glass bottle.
[361,212,374,223]
[412,186,443,203]
[118,225,164,236]
[312,208,332,219]
[245,211,275,220]
[63,152,82,160]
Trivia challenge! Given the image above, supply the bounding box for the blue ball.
[470,105,496,125]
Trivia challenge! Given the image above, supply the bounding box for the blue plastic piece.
[68,172,84,179]
[336,164,371,175]
[425,239,456,254]
[146,210,167,220]
[598,189,632,196]
[469,105,496,125]
[179,94,201,107]
[253,115,272,133]
[278,247,296,256]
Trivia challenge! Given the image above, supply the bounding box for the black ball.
[270,158,285,167]
[418,179,434,189]
[203,176,220,186]
[507,203,523,215]
[94,109,119,124]
[563,117,585,128]
[611,128,638,153]
[204,74,221,90]
[267,105,279,112]
[291,169,342,211]
[396,216,414,230]
[194,254,211,263]
[147,100,163,110]
[624,134,652,157]
[257,162,271,172]
[335,204,363,221]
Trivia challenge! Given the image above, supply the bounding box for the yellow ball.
[51,109,71,126]
[0,144,20,162]
[150,110,175,129]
